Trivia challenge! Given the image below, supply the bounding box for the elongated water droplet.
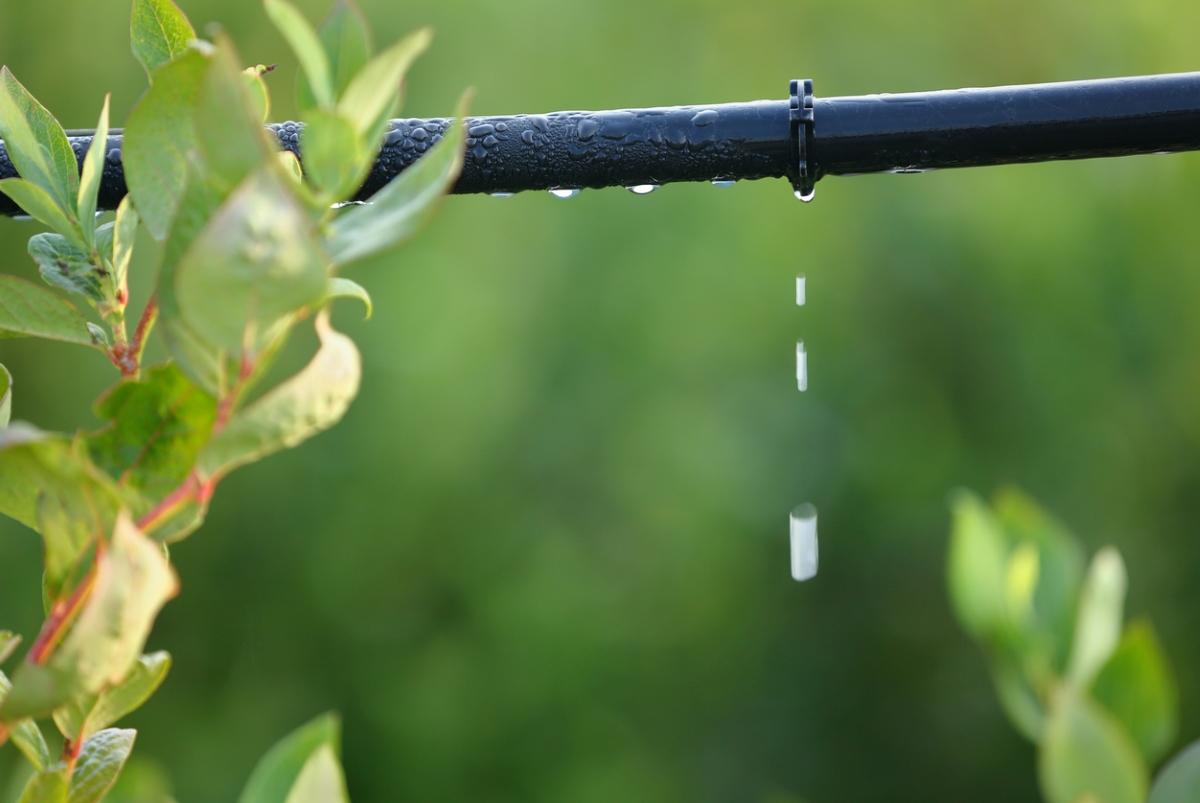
[627,184,659,195]
[711,179,737,188]
[549,188,581,199]
[796,341,807,392]
[794,188,815,203]
[11,214,33,222]
[790,503,818,581]
[796,274,806,306]
[490,192,515,199]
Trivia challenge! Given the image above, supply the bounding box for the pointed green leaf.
[1066,547,1127,689]
[0,631,18,664]
[0,274,98,346]
[28,234,103,302]
[112,197,139,296]
[123,49,208,240]
[325,92,468,265]
[1,672,53,771]
[1039,686,1148,803]
[0,363,11,428]
[242,66,272,124]
[67,728,136,803]
[131,0,196,79]
[283,745,348,803]
[337,28,431,136]
[988,649,1044,743]
[946,490,1010,640]
[237,713,340,803]
[54,653,171,745]
[1149,740,1200,803]
[77,96,110,249]
[300,110,366,201]
[326,277,371,319]
[15,768,68,803]
[297,0,371,110]
[0,67,79,218]
[265,0,334,109]
[0,180,88,252]
[198,311,360,481]
[1093,620,1179,764]
[193,36,275,193]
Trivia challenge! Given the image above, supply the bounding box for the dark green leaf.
[236,712,340,803]
[1039,686,1147,803]
[1066,547,1127,689]
[326,277,371,319]
[0,180,87,252]
[15,768,68,803]
[0,274,98,346]
[1093,620,1178,764]
[130,0,196,79]
[123,50,208,241]
[76,96,110,249]
[1,363,11,428]
[67,728,136,803]
[0,67,79,219]
[28,234,102,302]
[337,28,431,137]
[54,653,171,745]
[265,0,334,109]
[300,110,366,201]
[1149,740,1200,803]
[197,311,360,481]
[297,0,371,111]
[282,745,348,803]
[324,92,468,265]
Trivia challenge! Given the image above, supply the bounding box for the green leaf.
[265,0,335,109]
[130,0,196,79]
[325,91,468,265]
[1066,547,1127,689]
[1039,686,1148,803]
[76,96,110,250]
[0,631,18,664]
[112,197,139,297]
[1,363,11,428]
[67,728,136,803]
[946,490,1010,640]
[28,234,103,302]
[300,110,366,201]
[0,67,79,220]
[282,745,348,803]
[1149,740,1200,803]
[1093,620,1178,764]
[175,168,328,356]
[193,36,275,193]
[326,277,371,319]
[988,649,1044,743]
[297,0,371,111]
[123,49,208,241]
[88,363,217,505]
[0,180,88,253]
[337,27,431,137]
[237,713,340,803]
[15,768,68,803]
[54,653,170,745]
[242,66,272,124]
[0,274,98,346]
[0,512,178,721]
[1,672,54,771]
[197,311,360,481]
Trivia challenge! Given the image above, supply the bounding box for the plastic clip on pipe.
[5,72,1200,216]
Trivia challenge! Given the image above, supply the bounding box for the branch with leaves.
[0,0,467,799]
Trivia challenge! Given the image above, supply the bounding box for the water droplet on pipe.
[711,179,737,188]
[790,503,818,581]
[626,184,659,195]
[795,188,815,203]
[796,274,806,306]
[796,341,807,392]
[549,189,581,199]
[490,192,515,198]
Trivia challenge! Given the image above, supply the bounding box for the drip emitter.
[5,71,1200,215]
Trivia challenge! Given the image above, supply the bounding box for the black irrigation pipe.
[4,71,1200,216]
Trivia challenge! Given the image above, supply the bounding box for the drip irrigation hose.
[4,71,1200,216]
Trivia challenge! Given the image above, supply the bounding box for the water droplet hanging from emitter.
[790,504,818,581]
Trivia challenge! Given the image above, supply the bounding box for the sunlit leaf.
[0,180,88,253]
[1149,740,1200,803]
[130,0,196,79]
[197,311,360,481]
[326,277,371,319]
[300,110,365,201]
[0,274,98,346]
[123,50,208,240]
[0,363,11,428]
[67,728,136,803]
[15,768,68,803]
[265,0,334,109]
[1093,620,1178,764]
[76,96,110,250]
[237,712,340,803]
[337,28,431,137]
[54,653,170,745]
[0,67,79,219]
[946,490,1010,640]
[28,234,102,302]
[111,197,139,296]
[325,91,468,265]
[282,745,348,803]
[1039,686,1148,803]
[297,0,371,110]
[1066,547,1127,689]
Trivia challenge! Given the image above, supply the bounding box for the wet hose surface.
[4,71,1200,216]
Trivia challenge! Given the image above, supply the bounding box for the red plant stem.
[136,473,201,534]
[28,565,98,666]
[130,293,158,366]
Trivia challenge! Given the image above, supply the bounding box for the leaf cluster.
[947,489,1200,803]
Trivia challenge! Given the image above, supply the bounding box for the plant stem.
[28,564,98,666]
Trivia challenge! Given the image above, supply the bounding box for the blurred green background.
[3,0,1200,800]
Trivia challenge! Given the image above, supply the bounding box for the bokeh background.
[3,0,1200,800]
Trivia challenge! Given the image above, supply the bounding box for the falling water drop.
[794,188,815,203]
[490,192,515,199]
[711,179,737,188]
[796,341,807,392]
[626,184,659,195]
[790,503,819,581]
[549,188,581,199]
[796,274,806,306]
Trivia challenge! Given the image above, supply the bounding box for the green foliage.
[949,490,1193,803]
[1149,741,1200,803]
[295,1,371,111]
[0,0,465,795]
